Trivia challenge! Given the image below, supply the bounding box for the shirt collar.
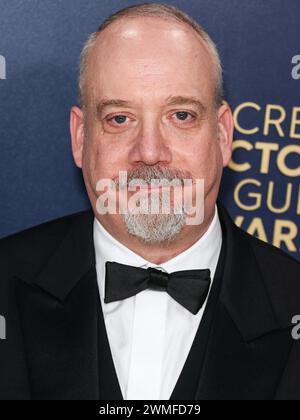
[93,205,222,299]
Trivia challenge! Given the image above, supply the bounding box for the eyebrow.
[96,99,132,116]
[96,95,207,116]
[165,96,207,114]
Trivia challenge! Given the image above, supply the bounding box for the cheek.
[188,139,220,176]
[83,136,129,183]
[186,142,223,198]
[81,138,105,193]
[82,140,98,175]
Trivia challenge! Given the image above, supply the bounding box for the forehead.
[85,17,215,105]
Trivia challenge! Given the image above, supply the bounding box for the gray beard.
[115,166,189,244]
[122,196,186,244]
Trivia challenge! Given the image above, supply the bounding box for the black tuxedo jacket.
[0,202,300,400]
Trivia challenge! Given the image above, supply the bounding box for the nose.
[128,114,172,166]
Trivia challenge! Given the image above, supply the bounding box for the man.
[0,3,300,400]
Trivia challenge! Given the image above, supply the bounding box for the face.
[70,17,233,244]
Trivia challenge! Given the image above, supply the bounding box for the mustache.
[113,166,194,188]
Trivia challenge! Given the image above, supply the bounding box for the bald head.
[78,3,223,109]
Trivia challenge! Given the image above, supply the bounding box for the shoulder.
[218,201,300,279]
[239,222,300,268]
[0,209,93,279]
[218,201,300,327]
[236,220,300,326]
[240,225,300,279]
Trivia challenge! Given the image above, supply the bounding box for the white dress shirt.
[93,205,222,400]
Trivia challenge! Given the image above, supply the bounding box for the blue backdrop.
[0,0,299,261]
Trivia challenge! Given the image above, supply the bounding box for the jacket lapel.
[194,203,293,400]
[15,266,100,400]
[14,210,121,400]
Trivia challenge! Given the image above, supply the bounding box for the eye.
[109,115,128,124]
[170,111,197,125]
[103,112,136,133]
[174,111,191,121]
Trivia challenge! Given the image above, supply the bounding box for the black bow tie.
[104,261,211,315]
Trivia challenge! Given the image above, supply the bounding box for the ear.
[70,106,85,168]
[217,101,234,167]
